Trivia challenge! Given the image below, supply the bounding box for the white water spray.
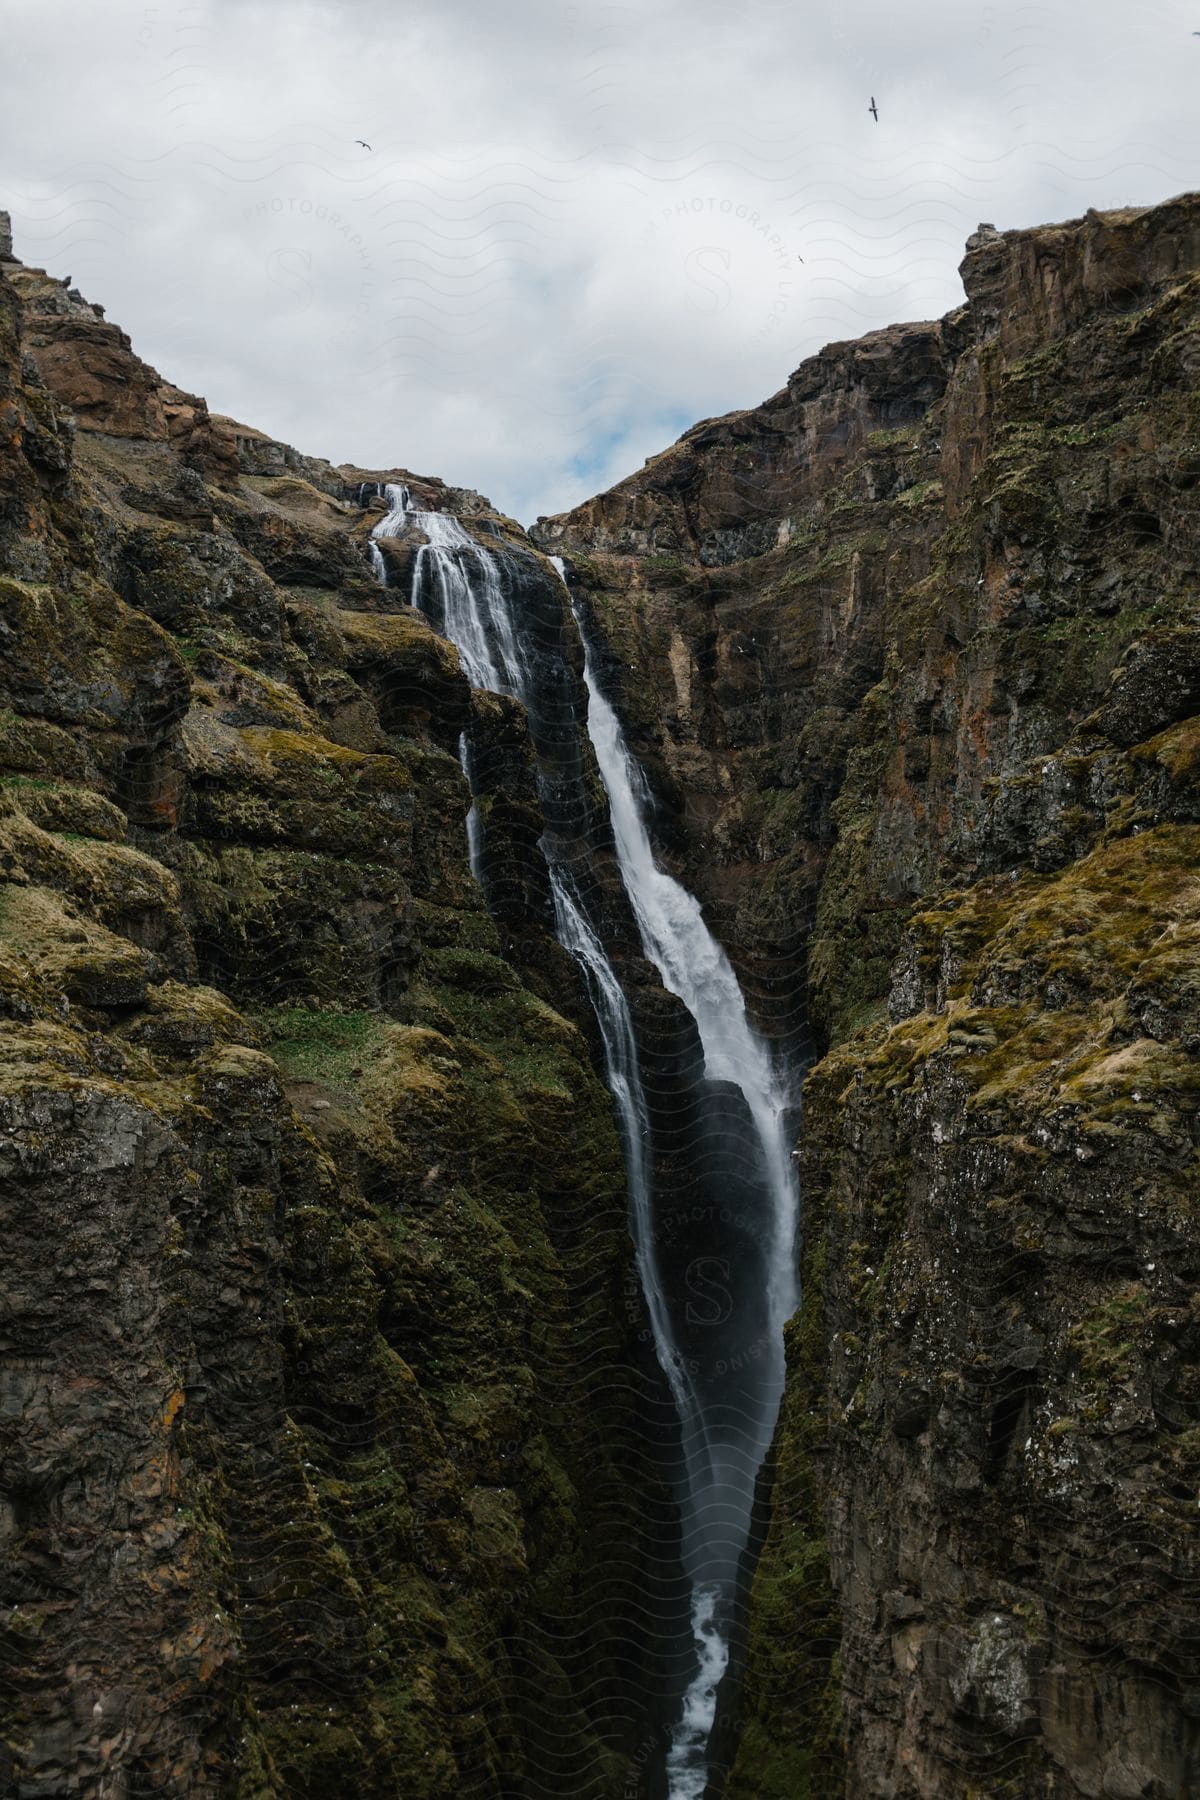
[567,587,798,1354]
[372,484,523,696]
[665,1584,730,1800]
[372,486,709,1432]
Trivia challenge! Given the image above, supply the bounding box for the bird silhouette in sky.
[869,96,879,121]
[355,139,372,149]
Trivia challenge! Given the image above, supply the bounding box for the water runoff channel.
[366,484,799,1798]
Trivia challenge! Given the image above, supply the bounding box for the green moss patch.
[254,1006,389,1087]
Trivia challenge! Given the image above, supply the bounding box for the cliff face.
[0,237,682,1797]
[530,311,963,1053]
[538,195,1200,1796]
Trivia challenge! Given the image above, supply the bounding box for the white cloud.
[3,0,1196,520]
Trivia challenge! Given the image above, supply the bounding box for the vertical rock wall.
[0,250,683,1798]
[541,194,1200,1797]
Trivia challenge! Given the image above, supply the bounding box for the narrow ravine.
[556,559,799,1797]
[368,488,799,1796]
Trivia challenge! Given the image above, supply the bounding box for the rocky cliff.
[536,194,1200,1797]
[4,184,1200,1800]
[0,225,685,1797]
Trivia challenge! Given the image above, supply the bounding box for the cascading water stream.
[370,485,708,1447]
[562,581,799,1360]
[365,481,409,585]
[367,487,798,1797]
[456,731,485,883]
[554,559,799,1797]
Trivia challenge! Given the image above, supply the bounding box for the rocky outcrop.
[531,317,963,1052]
[540,193,1200,1796]
[0,240,682,1798]
[535,317,957,569]
[5,258,240,483]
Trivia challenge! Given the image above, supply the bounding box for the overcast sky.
[3,0,1196,521]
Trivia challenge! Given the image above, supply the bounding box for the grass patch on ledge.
[253,1006,388,1085]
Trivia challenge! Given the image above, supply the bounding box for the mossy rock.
[2,776,127,842]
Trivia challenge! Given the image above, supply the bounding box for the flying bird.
[869,96,879,121]
[355,139,372,149]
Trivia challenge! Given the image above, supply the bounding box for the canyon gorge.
[0,187,1198,1799]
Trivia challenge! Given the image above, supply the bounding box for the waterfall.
[562,580,798,1354]
[371,482,707,1428]
[457,731,485,883]
[553,557,799,1797]
[547,861,717,1502]
[371,485,523,695]
[366,481,409,585]
[368,488,799,1798]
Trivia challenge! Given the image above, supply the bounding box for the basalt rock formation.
[536,193,1200,1797]
[2,184,1199,1800]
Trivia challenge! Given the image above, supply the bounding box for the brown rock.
[20,305,170,437]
